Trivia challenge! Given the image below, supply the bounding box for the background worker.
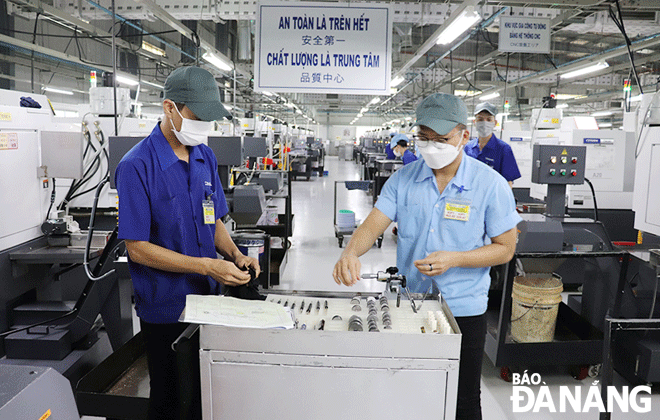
[391,134,418,165]
[332,93,521,420]
[115,66,260,420]
[464,102,521,187]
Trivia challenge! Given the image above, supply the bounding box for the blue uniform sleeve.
[402,150,418,165]
[116,159,151,241]
[499,144,522,182]
[485,176,522,238]
[385,144,395,160]
[374,171,399,222]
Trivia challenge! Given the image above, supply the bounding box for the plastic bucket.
[511,275,563,343]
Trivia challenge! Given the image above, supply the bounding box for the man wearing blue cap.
[333,93,521,419]
[391,134,418,165]
[465,102,521,186]
[115,66,260,420]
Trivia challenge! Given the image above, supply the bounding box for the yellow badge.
[444,202,470,222]
[202,200,215,224]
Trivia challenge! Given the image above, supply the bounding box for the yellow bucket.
[511,275,563,343]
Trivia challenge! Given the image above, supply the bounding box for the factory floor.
[85,155,658,420]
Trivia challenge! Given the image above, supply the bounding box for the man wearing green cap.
[333,93,521,419]
[115,66,260,420]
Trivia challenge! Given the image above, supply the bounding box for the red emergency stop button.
[571,170,577,176]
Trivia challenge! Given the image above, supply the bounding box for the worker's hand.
[204,259,251,286]
[234,254,261,278]
[333,254,361,286]
[414,251,460,276]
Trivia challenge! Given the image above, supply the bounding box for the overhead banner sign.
[255,1,392,95]
[498,16,551,54]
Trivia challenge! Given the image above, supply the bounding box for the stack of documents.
[181,295,294,329]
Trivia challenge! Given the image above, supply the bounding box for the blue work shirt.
[385,143,395,160]
[401,149,418,165]
[115,123,229,324]
[465,134,521,182]
[375,154,522,317]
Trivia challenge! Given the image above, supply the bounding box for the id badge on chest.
[202,200,215,224]
[444,199,471,222]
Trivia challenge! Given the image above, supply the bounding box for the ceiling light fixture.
[115,74,139,86]
[142,80,164,90]
[591,111,613,117]
[391,76,404,88]
[44,87,74,95]
[369,97,381,105]
[142,41,166,57]
[436,6,481,45]
[556,103,569,109]
[480,92,500,101]
[560,61,609,79]
[202,51,233,72]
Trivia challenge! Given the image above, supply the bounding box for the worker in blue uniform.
[333,93,521,420]
[385,132,396,159]
[391,134,418,165]
[115,66,260,420]
[464,102,521,187]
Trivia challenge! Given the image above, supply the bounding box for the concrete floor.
[272,155,659,420]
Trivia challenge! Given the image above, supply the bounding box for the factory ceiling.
[0,0,658,127]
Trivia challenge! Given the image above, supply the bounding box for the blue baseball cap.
[391,133,409,147]
[474,102,497,116]
[412,93,468,135]
[164,66,232,121]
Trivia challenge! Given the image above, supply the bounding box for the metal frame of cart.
[333,180,382,248]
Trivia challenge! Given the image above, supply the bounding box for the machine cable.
[84,177,116,282]
[583,177,599,222]
[609,0,643,95]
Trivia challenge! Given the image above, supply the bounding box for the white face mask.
[393,148,403,157]
[418,131,465,170]
[475,120,496,138]
[170,105,213,146]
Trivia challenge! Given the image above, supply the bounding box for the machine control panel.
[532,144,586,185]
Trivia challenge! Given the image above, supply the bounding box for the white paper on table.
[182,295,294,329]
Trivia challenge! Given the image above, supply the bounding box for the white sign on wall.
[255,1,392,95]
[498,16,551,54]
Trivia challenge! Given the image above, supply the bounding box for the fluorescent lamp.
[599,122,612,128]
[405,117,412,121]
[116,74,139,86]
[556,103,569,109]
[357,113,363,118]
[142,80,164,89]
[262,91,274,96]
[480,92,500,101]
[142,41,166,57]
[592,111,613,117]
[360,107,369,113]
[391,76,404,87]
[44,87,74,95]
[223,104,233,110]
[369,97,381,105]
[454,89,482,97]
[436,6,481,45]
[202,51,233,72]
[560,61,609,79]
[554,94,586,100]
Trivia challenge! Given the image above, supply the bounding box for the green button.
[549,169,556,176]
[560,169,567,176]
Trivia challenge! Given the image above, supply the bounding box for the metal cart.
[333,180,382,248]
[486,250,629,381]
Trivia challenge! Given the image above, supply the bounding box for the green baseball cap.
[474,101,497,116]
[412,93,467,135]
[164,66,232,121]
